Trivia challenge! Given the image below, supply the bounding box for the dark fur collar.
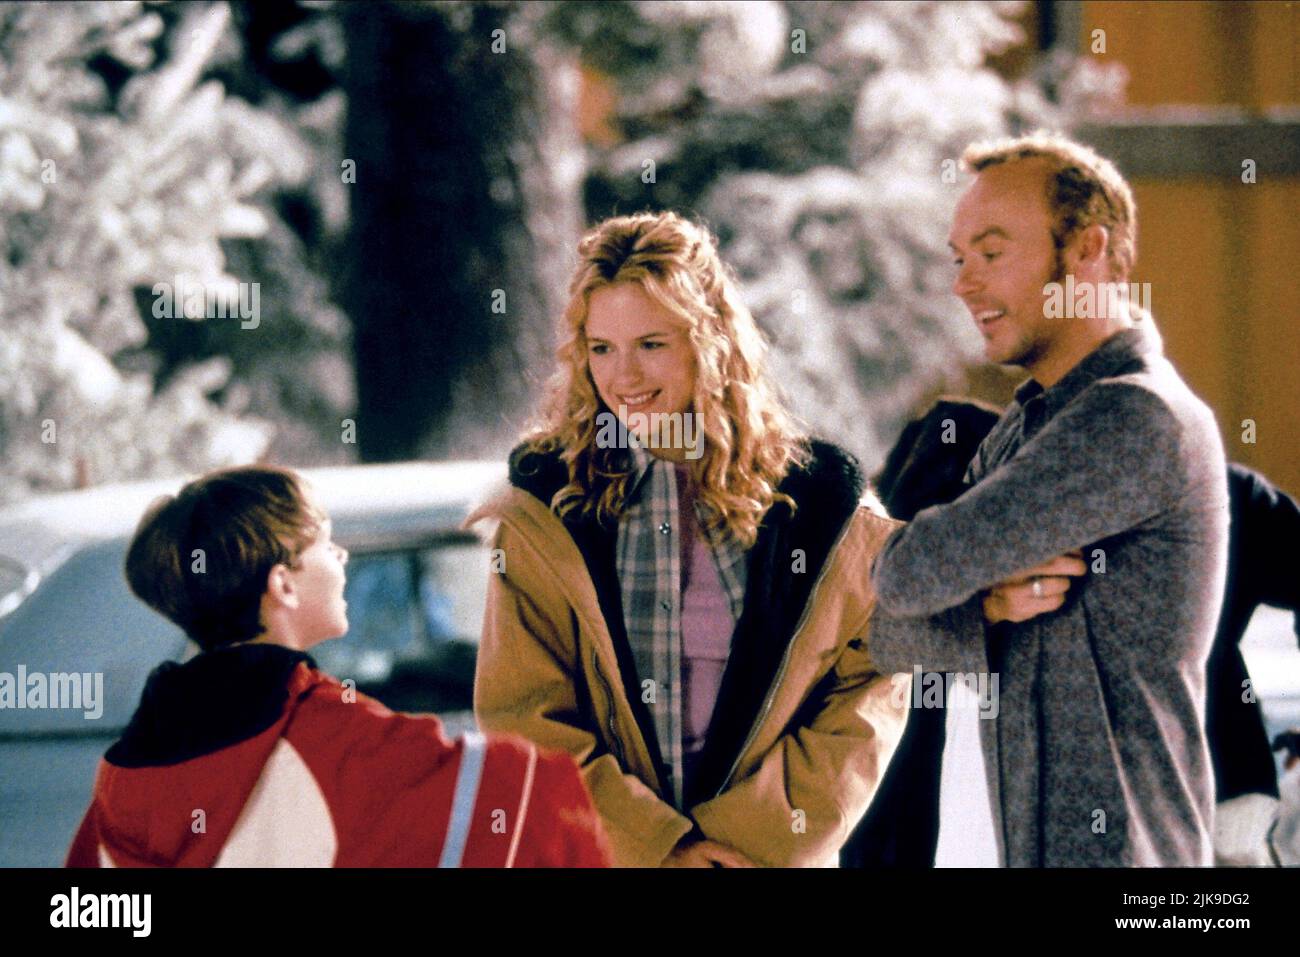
[507,438,865,529]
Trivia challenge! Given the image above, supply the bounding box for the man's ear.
[1069,223,1110,271]
[264,563,300,610]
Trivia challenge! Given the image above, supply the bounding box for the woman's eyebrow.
[587,332,671,343]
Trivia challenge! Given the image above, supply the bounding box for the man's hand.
[982,551,1087,624]
[661,836,757,868]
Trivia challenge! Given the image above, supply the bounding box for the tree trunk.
[340,1,581,463]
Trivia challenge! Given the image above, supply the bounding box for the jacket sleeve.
[295,684,610,868]
[65,803,102,868]
[510,748,613,868]
[689,618,908,867]
[474,520,695,867]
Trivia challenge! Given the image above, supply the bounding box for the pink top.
[674,468,735,772]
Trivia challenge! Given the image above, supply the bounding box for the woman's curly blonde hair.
[521,210,808,548]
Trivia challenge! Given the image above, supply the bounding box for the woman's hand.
[661,836,757,867]
[982,551,1087,624]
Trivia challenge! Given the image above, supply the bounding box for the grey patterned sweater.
[869,323,1229,866]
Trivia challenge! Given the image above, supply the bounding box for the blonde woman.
[471,211,907,867]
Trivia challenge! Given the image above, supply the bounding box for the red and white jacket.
[66,645,609,867]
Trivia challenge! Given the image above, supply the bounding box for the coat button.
[660,599,671,611]
[659,521,671,535]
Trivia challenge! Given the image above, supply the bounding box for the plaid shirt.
[616,439,747,808]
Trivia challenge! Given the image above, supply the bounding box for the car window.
[309,541,490,715]
[0,539,188,734]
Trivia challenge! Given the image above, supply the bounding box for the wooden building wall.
[1082,0,1300,493]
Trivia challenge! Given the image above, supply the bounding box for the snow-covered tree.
[335,0,582,463]
[0,0,1123,500]
[0,1,347,502]
[550,0,1121,469]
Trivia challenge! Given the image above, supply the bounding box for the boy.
[66,466,609,867]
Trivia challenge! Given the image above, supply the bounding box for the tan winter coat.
[470,486,908,867]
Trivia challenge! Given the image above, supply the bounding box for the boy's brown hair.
[125,466,326,651]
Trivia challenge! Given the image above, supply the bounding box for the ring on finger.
[1031,577,1044,599]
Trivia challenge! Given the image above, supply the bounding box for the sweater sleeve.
[866,598,990,676]
[872,382,1187,617]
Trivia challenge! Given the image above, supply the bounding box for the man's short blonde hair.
[962,131,1137,280]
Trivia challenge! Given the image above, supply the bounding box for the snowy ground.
[1240,606,1300,763]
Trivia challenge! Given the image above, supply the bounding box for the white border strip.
[504,744,538,868]
[439,731,487,868]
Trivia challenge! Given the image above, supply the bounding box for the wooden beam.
[1078,108,1300,177]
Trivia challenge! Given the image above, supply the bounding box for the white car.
[0,461,503,866]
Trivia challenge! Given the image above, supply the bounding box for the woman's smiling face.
[584,282,697,451]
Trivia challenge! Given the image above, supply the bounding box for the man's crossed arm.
[866,383,1185,675]
[872,381,1184,618]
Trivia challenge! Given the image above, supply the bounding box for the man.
[847,396,1300,868]
[868,132,1229,866]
